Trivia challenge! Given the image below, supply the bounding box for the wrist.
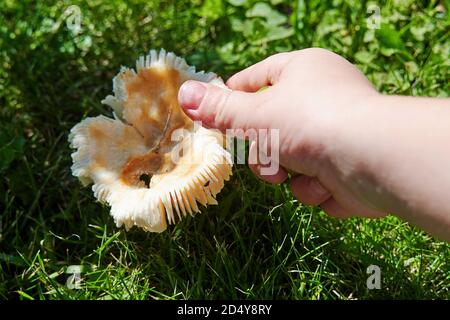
[319,91,394,211]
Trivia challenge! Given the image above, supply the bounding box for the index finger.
[226,52,292,92]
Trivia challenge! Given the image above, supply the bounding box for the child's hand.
[178,48,384,218]
[178,48,450,240]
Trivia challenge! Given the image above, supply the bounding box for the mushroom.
[69,49,233,232]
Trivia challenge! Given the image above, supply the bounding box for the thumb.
[178,80,267,132]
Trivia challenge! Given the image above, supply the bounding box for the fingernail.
[178,80,206,110]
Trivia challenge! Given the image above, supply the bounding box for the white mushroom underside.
[69,49,233,233]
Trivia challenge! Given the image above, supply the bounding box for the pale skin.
[177,48,450,241]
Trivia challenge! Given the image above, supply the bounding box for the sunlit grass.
[0,0,449,299]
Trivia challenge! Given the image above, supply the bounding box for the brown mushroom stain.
[119,67,196,187]
[89,125,109,169]
[123,67,192,148]
[89,125,107,141]
[120,153,162,187]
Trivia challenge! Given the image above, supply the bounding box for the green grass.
[0,0,449,299]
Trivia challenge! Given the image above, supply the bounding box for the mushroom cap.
[69,49,233,232]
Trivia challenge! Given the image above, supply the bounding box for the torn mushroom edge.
[101,48,225,121]
[69,49,233,233]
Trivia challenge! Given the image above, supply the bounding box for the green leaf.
[230,16,244,32]
[376,23,414,60]
[227,0,247,6]
[380,47,397,57]
[355,50,375,64]
[376,23,405,51]
[265,25,294,42]
[0,132,25,172]
[409,23,433,42]
[217,42,239,64]
[198,0,224,21]
[246,2,287,26]
[242,18,260,38]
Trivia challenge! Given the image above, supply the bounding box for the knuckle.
[268,52,291,61]
[226,75,240,88]
[212,88,233,129]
